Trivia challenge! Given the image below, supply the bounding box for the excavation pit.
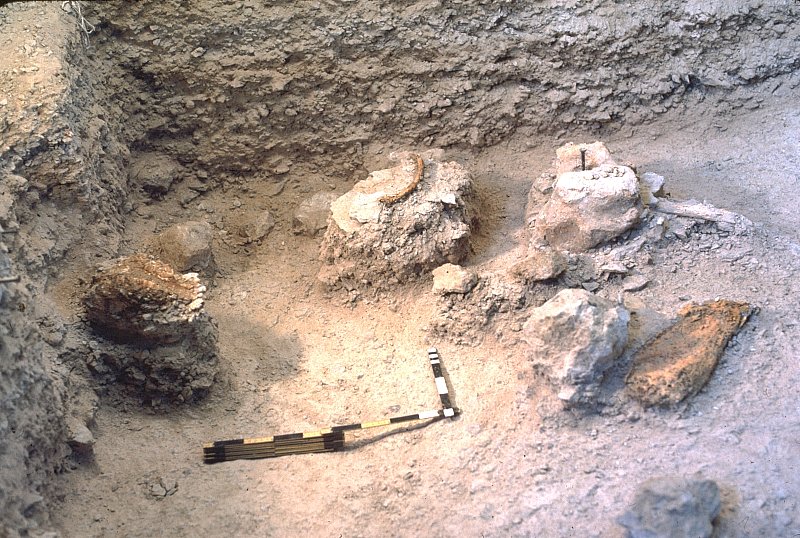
[1,2,799,537]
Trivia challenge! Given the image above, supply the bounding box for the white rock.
[640,172,666,201]
[439,192,457,205]
[348,192,383,224]
[432,263,477,294]
[537,165,642,252]
[329,159,415,232]
[522,288,629,405]
[622,275,650,292]
[600,262,628,274]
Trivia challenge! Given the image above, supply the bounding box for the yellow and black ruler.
[203,347,457,464]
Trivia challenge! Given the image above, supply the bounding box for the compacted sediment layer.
[0,1,798,536]
[92,0,799,176]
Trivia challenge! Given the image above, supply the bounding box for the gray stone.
[432,263,477,294]
[537,164,642,252]
[293,192,339,236]
[582,281,600,292]
[617,476,721,538]
[522,288,629,405]
[152,220,214,271]
[148,482,167,498]
[600,261,628,275]
[66,417,94,455]
[622,274,650,292]
[130,153,181,197]
[239,210,275,242]
[668,217,695,240]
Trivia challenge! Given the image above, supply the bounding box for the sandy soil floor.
[47,97,800,537]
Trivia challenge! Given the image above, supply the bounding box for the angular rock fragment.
[239,209,275,243]
[293,192,339,236]
[63,376,99,457]
[639,171,666,204]
[622,274,650,292]
[626,299,752,407]
[318,150,476,289]
[617,476,721,538]
[130,153,181,197]
[537,164,642,252]
[432,263,477,295]
[84,254,218,402]
[522,288,629,405]
[152,220,214,272]
[509,248,567,282]
[66,417,94,456]
[600,261,628,275]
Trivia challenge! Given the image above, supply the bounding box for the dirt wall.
[0,248,67,535]
[0,4,128,535]
[89,0,798,178]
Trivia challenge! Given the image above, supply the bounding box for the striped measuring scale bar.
[203,347,458,464]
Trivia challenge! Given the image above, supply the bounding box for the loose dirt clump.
[150,220,215,273]
[617,476,722,538]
